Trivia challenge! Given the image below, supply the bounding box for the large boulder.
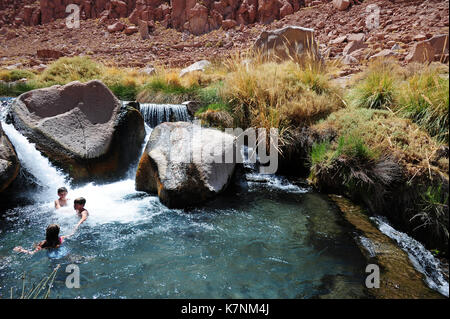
[135,122,237,208]
[10,80,145,183]
[405,41,435,63]
[406,34,449,63]
[253,25,320,61]
[0,122,20,192]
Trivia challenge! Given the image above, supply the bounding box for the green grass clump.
[348,60,449,143]
[310,141,332,166]
[0,69,36,82]
[313,107,447,178]
[220,55,344,143]
[310,135,375,167]
[412,184,449,242]
[108,83,138,101]
[195,102,230,116]
[40,56,102,84]
[349,60,397,110]
[335,135,377,161]
[146,77,198,95]
[0,81,40,96]
[397,66,449,142]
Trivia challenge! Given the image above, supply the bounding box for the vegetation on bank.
[348,59,449,142]
[0,55,448,252]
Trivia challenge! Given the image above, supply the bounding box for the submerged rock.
[135,122,236,208]
[0,122,20,192]
[10,80,145,183]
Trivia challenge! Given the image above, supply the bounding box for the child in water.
[74,197,89,231]
[55,187,69,209]
[13,224,73,255]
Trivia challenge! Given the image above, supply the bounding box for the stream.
[0,97,447,298]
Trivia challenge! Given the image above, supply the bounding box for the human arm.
[73,210,88,232]
[13,245,41,255]
[55,200,61,209]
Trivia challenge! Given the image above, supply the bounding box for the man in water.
[73,197,89,231]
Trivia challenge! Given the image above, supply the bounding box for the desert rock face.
[0,1,448,68]
[10,80,146,183]
[1,0,308,34]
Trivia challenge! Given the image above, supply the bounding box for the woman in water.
[13,224,73,255]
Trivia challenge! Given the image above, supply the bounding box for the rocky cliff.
[0,0,317,35]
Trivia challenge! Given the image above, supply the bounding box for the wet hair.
[74,197,86,206]
[39,224,61,249]
[57,187,68,194]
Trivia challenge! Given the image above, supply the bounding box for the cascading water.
[372,216,449,297]
[138,103,190,128]
[240,145,308,194]
[2,123,69,200]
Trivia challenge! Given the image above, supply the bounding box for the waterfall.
[139,103,190,128]
[2,123,69,200]
[372,216,449,297]
[240,145,308,194]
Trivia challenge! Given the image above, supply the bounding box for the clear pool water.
[0,179,368,299]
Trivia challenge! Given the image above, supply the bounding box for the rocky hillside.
[0,0,448,68]
[1,0,311,34]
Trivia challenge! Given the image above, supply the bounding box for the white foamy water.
[66,179,161,225]
[140,103,190,128]
[241,146,308,193]
[245,173,309,193]
[372,216,449,297]
[3,120,160,226]
[2,123,69,199]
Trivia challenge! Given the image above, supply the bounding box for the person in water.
[54,187,69,209]
[13,224,72,255]
[74,197,89,231]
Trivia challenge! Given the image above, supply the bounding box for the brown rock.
[0,122,20,193]
[428,34,449,59]
[253,25,320,62]
[414,34,427,42]
[107,21,126,33]
[369,49,398,60]
[342,54,358,65]
[110,0,128,18]
[10,80,145,182]
[222,19,237,31]
[347,33,365,43]
[343,40,367,56]
[187,3,209,35]
[406,41,435,63]
[332,0,350,11]
[138,19,149,40]
[124,25,138,35]
[36,49,65,60]
[279,1,294,18]
[331,35,347,44]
